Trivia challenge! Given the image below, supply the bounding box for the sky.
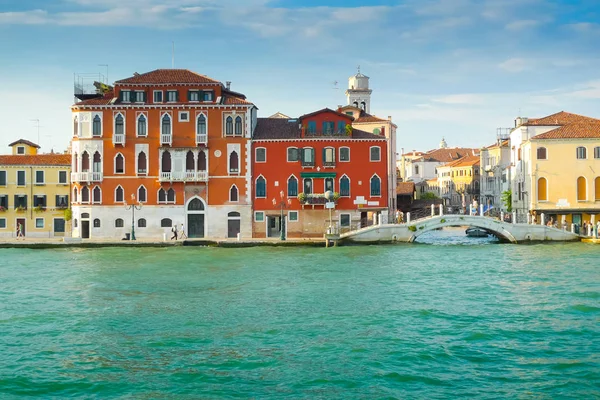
[1,0,600,155]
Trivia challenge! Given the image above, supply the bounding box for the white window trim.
[229,184,239,202]
[179,111,190,122]
[160,112,172,136]
[369,146,381,162]
[370,174,382,197]
[166,90,178,103]
[255,175,267,199]
[92,113,102,137]
[17,146,26,154]
[35,170,45,185]
[58,170,68,185]
[114,112,125,137]
[114,153,125,175]
[303,177,314,194]
[16,170,26,187]
[92,186,102,204]
[115,185,124,204]
[287,146,299,162]
[153,90,163,103]
[35,217,44,229]
[302,147,315,167]
[189,90,200,103]
[157,188,176,205]
[0,217,6,229]
[254,211,265,222]
[81,186,91,204]
[324,176,335,193]
[288,211,298,222]
[287,174,298,198]
[255,147,267,163]
[339,213,351,228]
[196,112,208,137]
[228,150,240,176]
[234,115,244,137]
[339,146,351,162]
[136,112,148,137]
[134,90,145,103]
[136,151,148,176]
[121,90,132,103]
[137,185,147,203]
[203,91,214,102]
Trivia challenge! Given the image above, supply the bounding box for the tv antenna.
[29,119,42,144]
[332,80,339,90]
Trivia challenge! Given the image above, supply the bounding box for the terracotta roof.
[222,95,253,105]
[522,111,600,126]
[299,108,354,122]
[396,182,415,195]
[420,147,475,163]
[0,154,71,166]
[115,69,221,85]
[447,154,480,168]
[253,118,384,140]
[8,139,40,148]
[532,122,600,139]
[74,91,115,106]
[354,115,388,123]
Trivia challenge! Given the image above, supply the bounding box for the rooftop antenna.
[357,65,361,74]
[332,80,339,90]
[172,41,175,69]
[98,64,108,84]
[29,119,41,144]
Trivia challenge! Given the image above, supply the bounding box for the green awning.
[300,172,337,178]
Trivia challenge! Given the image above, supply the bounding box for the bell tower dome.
[345,66,372,113]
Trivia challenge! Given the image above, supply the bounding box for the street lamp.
[324,190,334,233]
[124,193,142,240]
[272,190,291,240]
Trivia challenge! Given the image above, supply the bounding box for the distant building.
[479,134,510,213]
[396,182,415,213]
[0,140,71,238]
[437,152,480,211]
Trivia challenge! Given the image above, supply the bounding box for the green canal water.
[1,231,599,399]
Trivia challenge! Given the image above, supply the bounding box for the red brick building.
[251,108,388,238]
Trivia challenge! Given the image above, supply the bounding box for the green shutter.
[187,90,191,101]
[176,91,180,102]
[13,195,18,209]
[42,195,47,207]
[55,195,59,207]
[322,148,326,163]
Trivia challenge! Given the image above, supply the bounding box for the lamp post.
[124,193,142,240]
[272,190,291,240]
[324,190,334,233]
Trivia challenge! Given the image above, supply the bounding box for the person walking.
[171,225,178,240]
[179,223,188,239]
[16,223,24,240]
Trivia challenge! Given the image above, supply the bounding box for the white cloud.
[505,19,540,31]
[498,58,532,73]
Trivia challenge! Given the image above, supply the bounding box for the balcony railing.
[301,160,315,167]
[161,134,172,146]
[113,134,125,145]
[159,170,208,182]
[323,161,336,167]
[196,134,207,145]
[71,172,103,182]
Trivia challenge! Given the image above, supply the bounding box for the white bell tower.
[345,66,372,113]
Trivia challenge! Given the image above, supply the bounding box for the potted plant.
[16,206,26,213]
[33,205,46,213]
[345,124,353,136]
[297,193,307,203]
[0,206,5,212]
[333,192,340,202]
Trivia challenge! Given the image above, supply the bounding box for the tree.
[421,192,439,200]
[501,190,512,212]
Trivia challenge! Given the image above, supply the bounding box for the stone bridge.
[339,215,580,244]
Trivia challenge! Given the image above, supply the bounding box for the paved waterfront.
[1,232,599,398]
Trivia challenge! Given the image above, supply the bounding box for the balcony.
[196,134,207,145]
[159,170,208,182]
[323,161,336,168]
[301,160,315,167]
[71,172,103,183]
[161,134,172,146]
[113,134,125,146]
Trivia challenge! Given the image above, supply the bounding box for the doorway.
[227,212,241,238]
[187,197,206,238]
[16,218,26,236]
[267,215,281,238]
[81,213,90,239]
[54,218,65,237]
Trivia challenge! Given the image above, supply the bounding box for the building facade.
[0,140,71,238]
[251,108,388,237]
[479,137,510,213]
[437,153,480,212]
[71,69,257,239]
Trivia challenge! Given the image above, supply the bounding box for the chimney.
[133,72,140,76]
[388,116,392,121]
[226,81,231,90]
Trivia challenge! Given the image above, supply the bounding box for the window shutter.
[14,194,18,209]
[66,195,69,205]
[143,92,147,102]
[175,91,180,102]
[42,195,47,207]
[199,90,205,101]
[322,122,326,133]
[301,149,305,163]
[187,90,191,101]
[55,195,59,207]
[24,195,27,207]
[322,148,326,163]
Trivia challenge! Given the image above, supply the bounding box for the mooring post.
[527,213,531,224]
[439,204,443,216]
[406,212,411,224]
[512,212,517,224]
[500,211,504,221]
[480,204,484,217]
[540,213,545,226]
[431,204,435,217]
[378,214,383,226]
[562,215,567,230]
[571,223,575,234]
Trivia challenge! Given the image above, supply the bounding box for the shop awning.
[300,172,337,178]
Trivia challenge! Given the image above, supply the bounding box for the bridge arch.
[408,215,517,243]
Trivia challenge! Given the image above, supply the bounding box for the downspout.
[30,166,33,220]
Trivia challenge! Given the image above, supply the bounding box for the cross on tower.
[357,65,360,74]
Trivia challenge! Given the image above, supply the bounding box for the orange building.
[252,108,389,238]
[71,69,256,239]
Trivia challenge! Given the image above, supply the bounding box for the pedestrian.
[395,210,400,224]
[399,211,404,223]
[16,223,24,240]
[180,223,188,239]
[171,225,178,240]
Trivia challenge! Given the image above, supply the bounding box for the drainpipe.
[30,166,33,221]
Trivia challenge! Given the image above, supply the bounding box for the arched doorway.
[227,212,241,238]
[186,197,206,238]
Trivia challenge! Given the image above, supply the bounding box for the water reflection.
[414,227,500,245]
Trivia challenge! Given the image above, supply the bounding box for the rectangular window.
[289,211,298,222]
[287,148,299,162]
[56,195,68,208]
[153,91,163,103]
[0,218,5,229]
[595,146,600,159]
[0,195,7,209]
[35,171,44,185]
[17,171,26,186]
[340,214,351,227]
[179,111,189,122]
[254,211,265,222]
[135,91,145,102]
[337,121,346,134]
[325,177,334,192]
[370,147,381,162]
[14,195,27,209]
[35,218,44,229]
[189,90,200,101]
[340,147,350,162]
[323,148,335,166]
[307,121,317,134]
[256,148,266,162]
[322,121,335,134]
[0,171,6,186]
[59,171,67,184]
[121,90,131,103]
[167,90,178,102]
[17,147,25,154]
[204,91,213,101]
[302,148,315,166]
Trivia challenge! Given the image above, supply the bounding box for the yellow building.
[0,140,71,238]
[438,153,480,211]
[512,112,600,226]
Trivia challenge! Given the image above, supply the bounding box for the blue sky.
[1,0,600,154]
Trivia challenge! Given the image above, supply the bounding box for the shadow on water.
[413,227,500,246]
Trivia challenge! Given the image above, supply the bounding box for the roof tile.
[0,154,71,166]
[115,69,221,85]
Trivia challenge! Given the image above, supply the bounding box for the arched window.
[115,114,124,135]
[537,147,547,160]
[115,218,124,228]
[161,218,172,228]
[167,188,175,202]
[161,151,171,172]
[158,188,166,203]
[226,116,233,135]
[81,186,90,203]
[138,151,147,174]
[287,176,298,197]
[73,187,78,203]
[360,101,366,111]
[198,151,207,171]
[576,146,587,159]
[82,152,90,172]
[537,178,547,201]
[93,186,101,203]
[577,176,587,201]
[92,115,101,136]
[115,153,124,174]
[137,114,147,136]
[161,114,171,136]
[93,218,101,228]
[229,151,239,174]
[73,152,78,172]
[138,218,147,228]
[188,198,205,211]
[230,185,238,202]
[197,114,206,135]
[115,186,124,203]
[340,175,350,197]
[370,175,381,196]
[303,178,313,194]
[235,116,242,135]
[93,152,101,173]
[228,211,241,217]
[596,177,600,201]
[256,176,266,198]
[186,151,195,171]
[138,186,147,203]
[73,116,79,136]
